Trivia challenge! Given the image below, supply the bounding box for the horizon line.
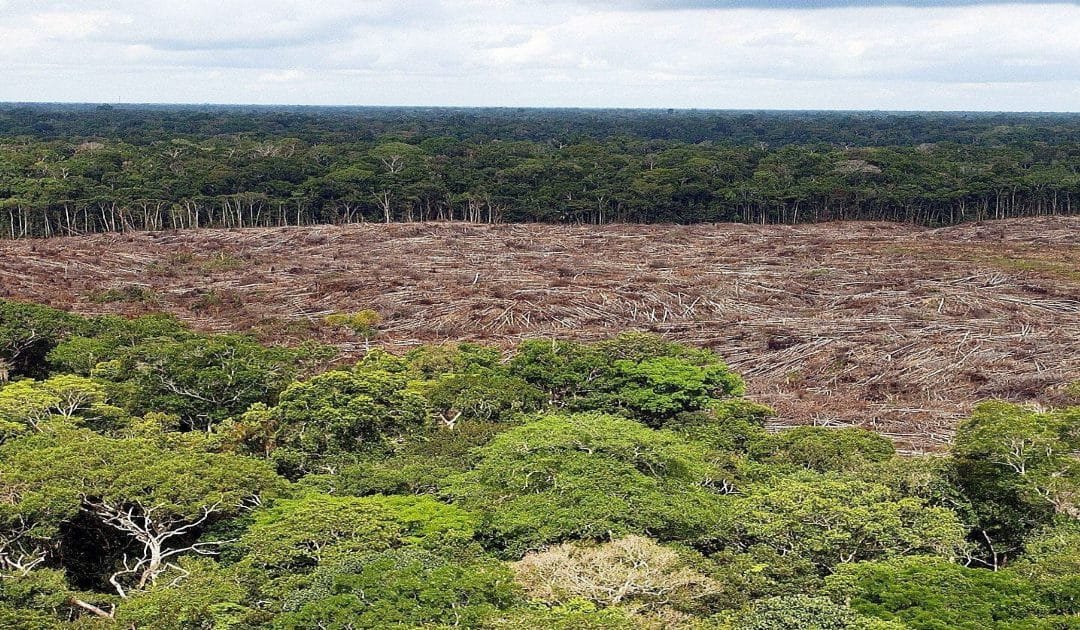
[2,101,1079,115]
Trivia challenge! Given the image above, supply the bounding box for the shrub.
[88,284,158,304]
[325,310,381,349]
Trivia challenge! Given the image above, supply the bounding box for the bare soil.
[2,217,1078,451]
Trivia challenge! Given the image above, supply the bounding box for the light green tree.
[0,429,285,601]
[225,360,430,476]
[0,375,122,440]
[448,412,733,557]
[727,474,968,571]
[324,310,381,351]
[954,402,1080,519]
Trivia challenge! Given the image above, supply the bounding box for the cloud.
[597,0,1079,7]
[0,0,1078,109]
[257,69,305,83]
[102,1,407,52]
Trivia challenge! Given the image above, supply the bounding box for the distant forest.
[1,104,1078,237]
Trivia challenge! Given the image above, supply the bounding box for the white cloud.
[0,1,1077,109]
[257,69,305,83]
[30,10,124,38]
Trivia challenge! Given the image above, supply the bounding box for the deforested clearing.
[2,216,1077,450]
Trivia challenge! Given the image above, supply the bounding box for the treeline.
[1,299,1078,628]
[0,135,1076,235]
[1,106,1079,238]
[5,105,1080,146]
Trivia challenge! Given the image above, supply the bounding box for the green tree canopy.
[227,358,430,476]
[724,474,968,571]
[273,548,518,630]
[508,333,744,426]
[448,412,732,556]
[0,429,284,597]
[236,493,477,576]
[749,426,896,473]
[824,556,1053,630]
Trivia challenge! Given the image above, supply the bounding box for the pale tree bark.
[0,517,47,578]
[375,190,393,223]
[69,597,115,619]
[378,154,405,174]
[81,500,230,598]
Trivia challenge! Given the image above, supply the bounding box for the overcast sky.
[1,0,1078,110]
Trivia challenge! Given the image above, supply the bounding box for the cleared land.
[2,217,1078,450]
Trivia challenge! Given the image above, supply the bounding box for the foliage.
[702,546,822,608]
[1008,519,1080,616]
[274,548,518,629]
[720,594,905,630]
[236,493,477,574]
[724,474,968,571]
[952,402,1080,564]
[42,314,306,433]
[324,310,381,348]
[2,107,1080,236]
[0,569,72,621]
[513,535,723,613]
[228,360,430,476]
[0,428,284,595]
[113,334,299,431]
[0,380,61,441]
[859,455,979,533]
[485,600,639,629]
[1065,381,1080,405]
[403,342,504,378]
[113,558,260,629]
[416,367,546,426]
[749,426,896,473]
[0,375,124,440]
[2,297,1079,628]
[46,313,193,375]
[0,300,87,379]
[663,399,773,452]
[1,428,282,527]
[954,402,1080,517]
[298,421,507,497]
[823,556,1054,629]
[508,334,744,425]
[448,412,732,556]
[0,604,63,630]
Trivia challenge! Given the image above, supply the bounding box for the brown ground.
[2,217,1078,451]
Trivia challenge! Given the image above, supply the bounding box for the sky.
[1,0,1079,111]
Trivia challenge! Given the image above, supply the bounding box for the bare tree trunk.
[83,500,227,598]
[375,191,393,223]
